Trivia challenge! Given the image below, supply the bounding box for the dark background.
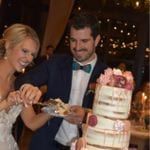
[0,0,149,91]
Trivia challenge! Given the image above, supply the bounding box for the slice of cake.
[41,98,70,117]
[82,68,134,150]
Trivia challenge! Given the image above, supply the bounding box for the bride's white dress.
[0,104,22,150]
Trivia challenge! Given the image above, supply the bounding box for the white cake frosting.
[93,85,132,119]
[85,121,130,149]
[82,68,134,150]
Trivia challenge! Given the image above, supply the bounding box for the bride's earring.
[4,42,10,60]
[21,68,25,73]
[4,52,8,60]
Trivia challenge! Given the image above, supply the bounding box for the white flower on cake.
[113,68,123,75]
[114,120,125,132]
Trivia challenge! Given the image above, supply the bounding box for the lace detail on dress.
[0,104,22,150]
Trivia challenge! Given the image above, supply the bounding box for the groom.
[15,12,107,150]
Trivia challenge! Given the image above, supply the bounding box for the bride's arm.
[19,83,53,131]
[20,106,53,131]
[0,99,12,111]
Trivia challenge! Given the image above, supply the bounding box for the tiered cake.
[84,68,134,150]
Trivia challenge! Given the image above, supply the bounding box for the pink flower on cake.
[125,82,133,90]
[123,71,133,81]
[96,68,134,90]
[112,75,127,88]
[97,69,112,85]
[97,74,110,85]
[123,71,134,90]
[104,68,113,76]
[88,114,97,127]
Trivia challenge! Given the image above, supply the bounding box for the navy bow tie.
[72,61,92,73]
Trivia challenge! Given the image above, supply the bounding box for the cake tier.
[87,113,130,131]
[86,144,127,150]
[86,144,111,150]
[85,126,130,149]
[93,85,132,119]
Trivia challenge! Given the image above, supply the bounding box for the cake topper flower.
[96,68,134,90]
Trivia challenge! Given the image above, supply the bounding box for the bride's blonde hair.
[0,23,40,58]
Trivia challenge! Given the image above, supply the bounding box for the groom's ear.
[95,34,101,47]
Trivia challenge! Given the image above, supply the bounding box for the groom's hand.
[65,105,85,125]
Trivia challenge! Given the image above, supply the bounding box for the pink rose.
[125,82,134,90]
[123,71,134,81]
[104,68,113,76]
[113,75,127,88]
[108,75,115,86]
[97,74,110,85]
[88,115,98,127]
[96,68,134,90]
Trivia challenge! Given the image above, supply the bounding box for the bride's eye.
[22,48,36,59]
[22,48,28,54]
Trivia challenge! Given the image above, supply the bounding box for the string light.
[135,1,140,7]
[127,32,131,36]
[114,26,117,30]
[132,25,136,28]
[145,48,150,52]
[4,25,8,28]
[145,55,149,58]
[120,30,124,33]
[78,6,81,11]
[124,23,128,26]
[116,2,120,6]
[107,19,110,22]
[98,20,102,24]
[64,5,146,59]
[100,44,103,47]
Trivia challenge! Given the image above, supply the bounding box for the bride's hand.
[19,84,42,107]
[7,91,22,106]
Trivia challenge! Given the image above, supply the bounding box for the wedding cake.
[83,68,134,150]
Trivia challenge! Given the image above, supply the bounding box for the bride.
[0,23,52,150]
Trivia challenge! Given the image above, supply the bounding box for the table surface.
[130,123,149,150]
[131,125,150,139]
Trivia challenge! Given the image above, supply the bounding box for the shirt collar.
[73,53,97,71]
